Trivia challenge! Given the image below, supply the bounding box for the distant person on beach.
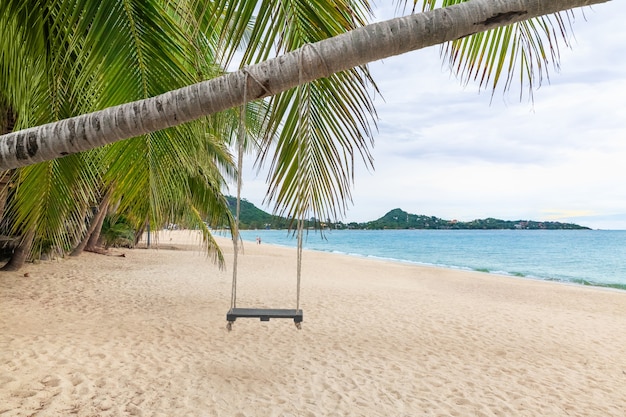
[256,236,261,245]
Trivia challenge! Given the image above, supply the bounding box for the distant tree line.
[227,201,590,230]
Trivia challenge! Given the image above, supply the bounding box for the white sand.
[1,230,625,416]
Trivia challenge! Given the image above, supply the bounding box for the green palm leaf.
[418,0,573,99]
[210,0,378,224]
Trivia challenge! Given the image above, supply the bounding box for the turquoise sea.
[238,229,626,290]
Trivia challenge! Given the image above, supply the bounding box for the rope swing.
[226,59,309,330]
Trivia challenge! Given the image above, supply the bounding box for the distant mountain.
[225,198,590,230]
[225,196,292,229]
[364,208,590,230]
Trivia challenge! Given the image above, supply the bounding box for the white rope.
[230,70,249,311]
[295,46,312,313]
[296,218,303,312]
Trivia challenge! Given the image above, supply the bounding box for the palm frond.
[417,0,574,99]
[262,70,375,223]
[209,0,378,224]
[4,154,99,258]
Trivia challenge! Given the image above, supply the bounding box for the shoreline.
[2,229,625,416]
[232,231,626,293]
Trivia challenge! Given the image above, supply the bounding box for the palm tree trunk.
[134,222,146,247]
[1,228,35,271]
[70,188,112,256]
[0,103,18,264]
[84,206,108,252]
[0,104,16,222]
[0,0,609,170]
[0,170,12,223]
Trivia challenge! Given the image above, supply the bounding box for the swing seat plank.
[227,308,303,323]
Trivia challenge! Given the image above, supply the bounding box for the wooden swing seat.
[227,308,303,323]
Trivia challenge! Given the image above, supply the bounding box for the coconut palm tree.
[0,0,610,269]
[0,0,377,269]
[0,0,240,269]
[1,0,608,163]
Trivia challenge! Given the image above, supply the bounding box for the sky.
[233,1,626,230]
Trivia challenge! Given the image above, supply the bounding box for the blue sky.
[235,1,626,230]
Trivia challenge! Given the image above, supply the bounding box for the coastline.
[237,228,626,291]
[1,229,625,416]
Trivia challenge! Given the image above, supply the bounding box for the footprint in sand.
[0,374,16,388]
[40,375,61,387]
[13,389,37,398]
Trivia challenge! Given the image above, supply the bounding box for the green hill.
[225,196,291,229]
[364,208,590,230]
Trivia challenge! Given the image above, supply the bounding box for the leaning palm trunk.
[84,208,108,252]
[70,188,112,256]
[0,170,11,223]
[0,0,610,170]
[0,104,15,221]
[1,227,35,271]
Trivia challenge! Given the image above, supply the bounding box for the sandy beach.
[1,230,625,416]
